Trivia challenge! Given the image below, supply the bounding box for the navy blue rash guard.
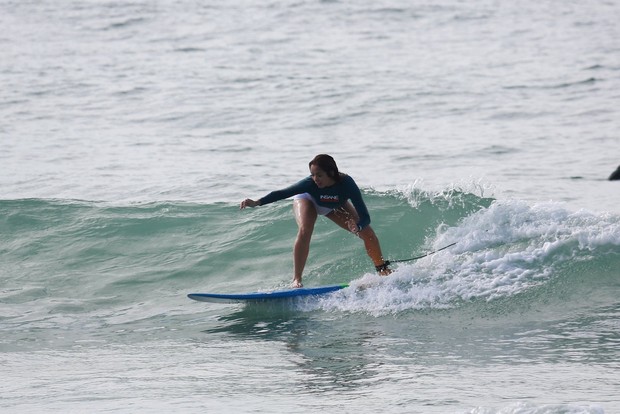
[259,175,371,230]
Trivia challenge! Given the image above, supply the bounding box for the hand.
[240,199,259,209]
[346,219,360,235]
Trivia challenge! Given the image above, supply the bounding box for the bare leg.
[292,198,318,287]
[327,202,391,275]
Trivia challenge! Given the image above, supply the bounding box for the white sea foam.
[310,200,620,315]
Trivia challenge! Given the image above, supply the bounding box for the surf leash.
[387,242,457,265]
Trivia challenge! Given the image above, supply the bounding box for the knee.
[296,224,315,241]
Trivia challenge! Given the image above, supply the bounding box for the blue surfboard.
[187,284,348,304]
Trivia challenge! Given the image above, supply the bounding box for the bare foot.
[378,268,393,276]
[291,279,303,288]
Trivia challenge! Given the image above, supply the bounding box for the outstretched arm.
[240,177,314,210]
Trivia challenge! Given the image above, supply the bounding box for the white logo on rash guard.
[320,195,339,203]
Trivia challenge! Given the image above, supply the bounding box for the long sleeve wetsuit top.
[259,175,371,230]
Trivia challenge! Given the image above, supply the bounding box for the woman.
[240,154,391,288]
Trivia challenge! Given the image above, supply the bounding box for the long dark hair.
[309,154,342,182]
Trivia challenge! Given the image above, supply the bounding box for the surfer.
[240,154,391,288]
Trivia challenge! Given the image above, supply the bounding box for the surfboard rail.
[187,284,349,303]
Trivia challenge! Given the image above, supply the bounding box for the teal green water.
[0,190,490,304]
[2,193,618,414]
[2,192,619,339]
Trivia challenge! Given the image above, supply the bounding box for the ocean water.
[1,0,619,413]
